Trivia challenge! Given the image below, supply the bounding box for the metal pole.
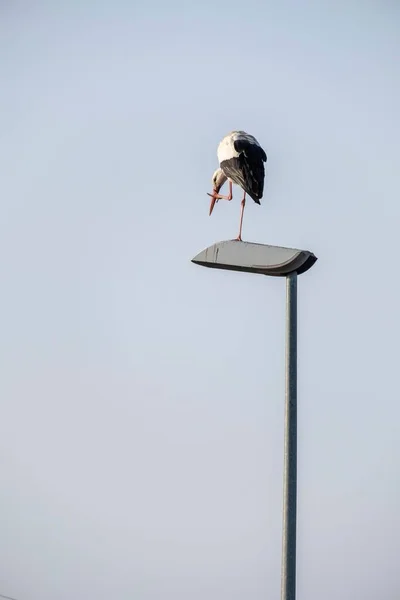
[281,273,298,600]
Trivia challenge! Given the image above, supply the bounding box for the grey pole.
[281,273,298,600]
[191,240,317,600]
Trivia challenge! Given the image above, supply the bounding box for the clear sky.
[1,1,399,599]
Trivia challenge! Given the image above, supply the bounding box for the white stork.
[207,130,267,241]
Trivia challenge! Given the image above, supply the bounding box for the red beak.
[209,195,217,216]
[208,188,219,216]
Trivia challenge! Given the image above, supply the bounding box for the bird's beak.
[208,187,219,216]
[209,194,217,216]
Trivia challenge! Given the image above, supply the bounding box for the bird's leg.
[207,180,233,201]
[207,181,233,216]
[236,192,246,241]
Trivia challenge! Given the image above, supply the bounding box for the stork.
[207,130,267,241]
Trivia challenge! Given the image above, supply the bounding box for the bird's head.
[209,168,227,215]
[212,168,227,193]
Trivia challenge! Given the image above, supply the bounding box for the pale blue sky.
[1,1,399,599]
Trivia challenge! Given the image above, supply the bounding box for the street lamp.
[192,239,318,600]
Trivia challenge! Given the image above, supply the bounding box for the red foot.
[207,192,232,201]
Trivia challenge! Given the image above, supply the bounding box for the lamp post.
[192,240,317,600]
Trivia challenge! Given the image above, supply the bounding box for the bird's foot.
[207,192,232,201]
[235,235,243,242]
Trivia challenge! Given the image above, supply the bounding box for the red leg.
[208,181,233,216]
[236,192,246,241]
[207,180,233,201]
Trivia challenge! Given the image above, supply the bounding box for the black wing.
[221,139,267,203]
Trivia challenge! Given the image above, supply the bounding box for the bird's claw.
[207,192,231,201]
[207,193,219,206]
